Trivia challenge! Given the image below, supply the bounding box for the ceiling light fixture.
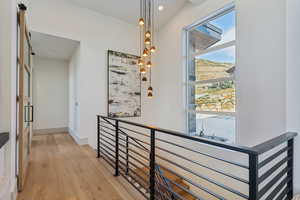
[146,61,152,68]
[138,18,145,26]
[158,5,164,11]
[140,67,146,74]
[142,76,148,81]
[145,31,151,38]
[150,46,156,53]
[138,0,159,98]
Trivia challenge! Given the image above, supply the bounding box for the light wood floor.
[17,133,140,200]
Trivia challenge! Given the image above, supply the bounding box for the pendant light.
[138,0,158,98]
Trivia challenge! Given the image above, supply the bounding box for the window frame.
[184,4,236,135]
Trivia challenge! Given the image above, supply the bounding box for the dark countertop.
[0,132,9,149]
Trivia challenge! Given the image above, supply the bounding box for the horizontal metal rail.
[118,148,149,169]
[100,132,115,144]
[101,152,149,199]
[156,153,248,199]
[258,156,291,184]
[265,176,291,200]
[258,146,290,169]
[100,116,257,154]
[100,147,115,161]
[118,123,248,169]
[161,174,215,200]
[121,171,149,199]
[158,164,236,200]
[97,115,297,200]
[128,148,149,162]
[156,181,194,200]
[118,157,149,186]
[119,126,150,138]
[258,166,292,199]
[155,144,248,184]
[275,186,290,200]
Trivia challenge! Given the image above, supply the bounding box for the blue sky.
[197,11,236,64]
[211,10,235,34]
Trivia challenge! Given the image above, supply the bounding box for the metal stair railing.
[97,115,297,200]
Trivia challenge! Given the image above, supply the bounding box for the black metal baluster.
[126,135,129,175]
[150,129,156,200]
[115,120,120,176]
[287,139,294,199]
[97,116,297,200]
[249,153,259,200]
[97,115,100,158]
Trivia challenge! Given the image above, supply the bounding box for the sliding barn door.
[17,4,34,191]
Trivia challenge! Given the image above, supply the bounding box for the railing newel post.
[115,120,120,176]
[249,153,259,200]
[97,115,100,158]
[287,139,294,199]
[150,129,156,200]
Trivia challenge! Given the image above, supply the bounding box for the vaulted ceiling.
[65,0,189,26]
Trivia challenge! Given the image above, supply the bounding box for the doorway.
[30,32,79,136]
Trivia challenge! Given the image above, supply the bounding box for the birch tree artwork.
[108,50,141,117]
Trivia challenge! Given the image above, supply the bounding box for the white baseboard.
[68,128,88,145]
[33,127,68,135]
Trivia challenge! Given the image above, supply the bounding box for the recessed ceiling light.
[158,5,164,11]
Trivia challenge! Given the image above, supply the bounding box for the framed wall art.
[107,50,141,118]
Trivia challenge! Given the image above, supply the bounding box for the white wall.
[68,45,81,139]
[235,0,287,146]
[33,56,69,131]
[144,0,299,194]
[286,0,300,193]
[27,0,140,147]
[0,0,18,199]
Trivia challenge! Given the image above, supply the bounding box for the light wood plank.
[17,133,140,200]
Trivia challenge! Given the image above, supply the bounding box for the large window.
[186,5,236,142]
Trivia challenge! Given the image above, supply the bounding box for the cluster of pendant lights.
[138,0,157,98]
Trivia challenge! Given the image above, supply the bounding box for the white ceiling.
[65,0,189,26]
[189,0,206,4]
[31,32,80,61]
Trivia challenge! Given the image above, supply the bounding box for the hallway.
[17,133,137,200]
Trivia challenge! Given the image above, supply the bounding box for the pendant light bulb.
[145,31,151,38]
[138,59,144,66]
[145,38,151,45]
[138,18,145,26]
[146,61,152,68]
[148,86,153,92]
[147,91,153,98]
[142,76,147,82]
[150,46,156,53]
[143,48,149,57]
[140,67,146,74]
